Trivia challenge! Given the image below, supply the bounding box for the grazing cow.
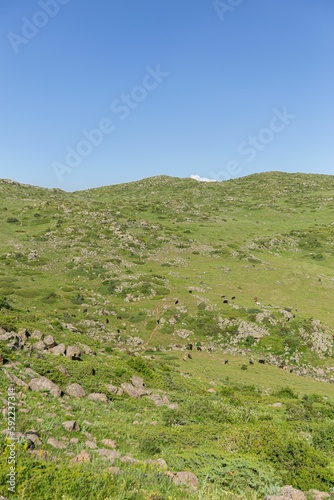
[224,359,228,365]
[289,368,294,373]
[92,368,96,376]
[249,360,254,365]
[221,295,226,298]
[187,343,193,351]
[223,300,228,304]
[258,359,265,364]
[117,329,120,334]
[157,319,160,324]
[117,316,122,320]
[175,300,179,304]
[189,290,192,294]
[83,308,88,313]
[187,353,192,359]
[106,318,109,324]
[197,346,202,351]
[231,296,235,300]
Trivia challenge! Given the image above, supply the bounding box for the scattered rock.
[146,458,168,470]
[70,438,79,444]
[31,330,43,340]
[170,471,198,490]
[28,377,61,398]
[65,383,86,398]
[49,344,66,356]
[95,448,121,463]
[43,335,57,348]
[130,375,146,389]
[88,393,108,403]
[307,490,330,500]
[26,432,42,446]
[66,345,81,360]
[85,440,97,449]
[106,384,118,394]
[70,450,91,463]
[264,485,307,500]
[62,420,80,432]
[101,439,117,449]
[121,382,147,398]
[33,341,46,351]
[47,437,66,449]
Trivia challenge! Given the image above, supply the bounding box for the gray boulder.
[66,345,82,360]
[49,344,66,356]
[28,377,61,398]
[62,420,80,432]
[43,335,57,348]
[65,383,86,398]
[88,393,108,403]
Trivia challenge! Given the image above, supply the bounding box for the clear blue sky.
[1,0,333,191]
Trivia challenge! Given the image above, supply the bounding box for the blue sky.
[1,0,333,191]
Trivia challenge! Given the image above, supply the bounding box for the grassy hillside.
[1,172,334,499]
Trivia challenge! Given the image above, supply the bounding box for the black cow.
[224,359,228,365]
[223,300,228,304]
[258,359,265,364]
[187,343,193,350]
[231,296,235,300]
[187,353,192,359]
[197,346,202,351]
[175,300,179,304]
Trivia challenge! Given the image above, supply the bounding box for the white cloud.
[190,174,218,183]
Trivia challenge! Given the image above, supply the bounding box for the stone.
[47,437,66,449]
[49,344,66,356]
[307,491,330,500]
[17,328,30,341]
[88,393,108,403]
[121,382,147,398]
[120,455,139,464]
[66,345,81,360]
[43,335,57,348]
[28,377,61,398]
[70,438,79,444]
[26,433,42,446]
[130,375,146,389]
[171,471,198,490]
[264,485,307,500]
[62,420,80,432]
[101,439,117,449]
[33,341,46,351]
[106,384,118,394]
[85,440,97,449]
[79,344,96,355]
[31,330,43,339]
[65,383,86,398]
[70,450,91,463]
[95,448,121,462]
[207,388,216,394]
[149,393,170,406]
[146,458,168,470]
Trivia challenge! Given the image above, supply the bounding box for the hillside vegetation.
[1,172,334,499]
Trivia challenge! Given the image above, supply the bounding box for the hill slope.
[1,172,334,499]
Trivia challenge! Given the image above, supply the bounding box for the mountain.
[1,172,334,499]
